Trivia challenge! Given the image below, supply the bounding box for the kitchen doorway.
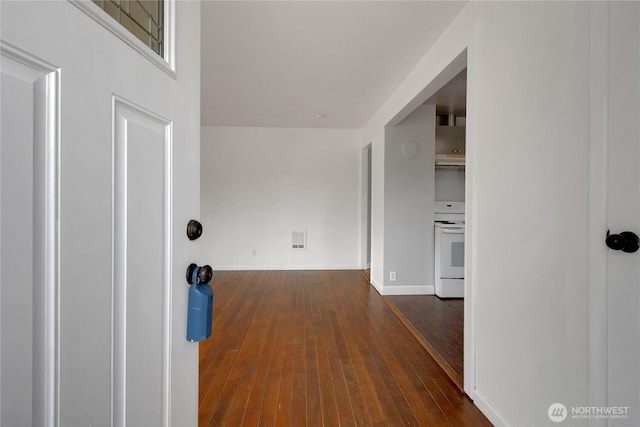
[383,54,471,392]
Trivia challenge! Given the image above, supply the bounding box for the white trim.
[472,391,509,427]
[164,0,176,73]
[463,27,478,399]
[369,278,384,295]
[68,0,176,79]
[43,62,61,427]
[380,285,435,296]
[162,121,173,427]
[360,144,372,269]
[111,97,128,427]
[366,281,435,297]
[0,40,61,427]
[212,265,363,271]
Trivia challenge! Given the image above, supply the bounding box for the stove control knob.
[605,230,639,253]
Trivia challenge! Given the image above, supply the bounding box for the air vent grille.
[291,230,306,250]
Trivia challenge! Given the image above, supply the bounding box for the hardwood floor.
[384,296,464,390]
[199,270,490,426]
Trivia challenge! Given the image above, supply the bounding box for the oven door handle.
[442,228,464,234]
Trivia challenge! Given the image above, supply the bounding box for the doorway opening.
[382,50,471,392]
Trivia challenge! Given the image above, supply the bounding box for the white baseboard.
[370,278,384,295]
[212,265,363,271]
[470,390,508,427]
[381,285,435,295]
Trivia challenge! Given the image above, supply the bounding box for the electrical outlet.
[251,249,257,256]
[389,271,397,281]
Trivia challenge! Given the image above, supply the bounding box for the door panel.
[1,58,35,427]
[608,2,640,425]
[113,99,171,427]
[0,46,59,427]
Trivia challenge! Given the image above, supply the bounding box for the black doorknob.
[186,263,213,284]
[199,265,213,284]
[605,230,640,253]
[187,219,203,240]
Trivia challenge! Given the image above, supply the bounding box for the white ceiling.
[200,1,468,129]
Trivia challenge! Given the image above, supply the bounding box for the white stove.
[434,201,465,298]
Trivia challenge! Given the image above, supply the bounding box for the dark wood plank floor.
[199,270,490,426]
[384,295,464,389]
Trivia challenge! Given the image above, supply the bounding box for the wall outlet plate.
[390,271,397,281]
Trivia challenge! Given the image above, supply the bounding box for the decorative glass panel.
[92,0,164,57]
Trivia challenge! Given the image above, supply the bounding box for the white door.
[0,1,201,426]
[607,2,640,426]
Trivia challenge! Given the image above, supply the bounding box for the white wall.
[382,104,435,294]
[364,2,593,426]
[201,126,362,270]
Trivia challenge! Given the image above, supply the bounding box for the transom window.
[92,0,164,57]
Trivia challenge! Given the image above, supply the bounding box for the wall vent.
[291,230,306,250]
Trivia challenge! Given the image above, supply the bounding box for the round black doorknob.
[186,263,214,284]
[606,231,640,253]
[186,263,198,284]
[198,265,213,284]
[187,219,203,240]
